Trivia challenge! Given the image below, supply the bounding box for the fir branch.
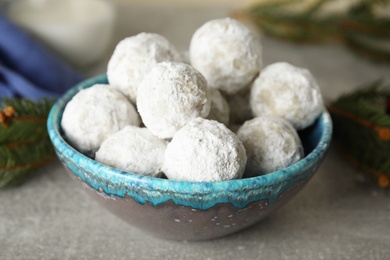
[1,98,55,118]
[330,81,390,126]
[0,98,55,143]
[0,97,56,187]
[340,0,390,62]
[246,0,390,62]
[0,138,56,188]
[0,157,56,188]
[329,81,390,187]
[303,0,329,16]
[0,138,54,169]
[246,0,343,42]
[0,120,49,144]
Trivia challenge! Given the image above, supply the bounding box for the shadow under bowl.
[47,74,333,241]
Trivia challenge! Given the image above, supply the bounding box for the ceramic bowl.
[47,74,332,241]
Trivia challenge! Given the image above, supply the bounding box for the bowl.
[47,74,333,241]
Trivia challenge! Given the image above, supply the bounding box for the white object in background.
[7,0,116,67]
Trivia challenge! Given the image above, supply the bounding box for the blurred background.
[1,1,390,259]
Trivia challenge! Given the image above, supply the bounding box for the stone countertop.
[1,4,390,260]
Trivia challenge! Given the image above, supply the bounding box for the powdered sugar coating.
[95,126,167,177]
[207,89,230,126]
[107,33,181,103]
[250,62,324,130]
[237,116,303,177]
[163,118,247,182]
[137,62,211,139]
[189,17,262,94]
[61,84,140,154]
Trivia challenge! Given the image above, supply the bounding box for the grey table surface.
[1,4,390,260]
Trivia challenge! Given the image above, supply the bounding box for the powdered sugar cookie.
[137,61,211,139]
[163,118,247,182]
[250,62,324,130]
[95,126,167,177]
[107,33,181,103]
[61,84,140,154]
[189,17,262,94]
[237,115,303,177]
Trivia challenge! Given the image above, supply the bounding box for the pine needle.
[0,139,56,187]
[246,0,390,62]
[0,97,56,187]
[329,81,390,187]
[1,98,54,118]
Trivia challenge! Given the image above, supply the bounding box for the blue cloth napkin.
[0,13,84,100]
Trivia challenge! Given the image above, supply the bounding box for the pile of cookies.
[61,17,324,182]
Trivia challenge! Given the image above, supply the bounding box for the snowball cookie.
[95,126,167,177]
[137,62,211,139]
[250,62,324,130]
[189,17,262,94]
[207,89,230,126]
[61,84,140,154]
[107,33,182,103]
[163,118,247,182]
[237,116,304,177]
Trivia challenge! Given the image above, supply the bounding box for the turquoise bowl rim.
[47,74,333,210]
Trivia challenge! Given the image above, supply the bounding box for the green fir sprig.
[246,0,343,42]
[340,0,390,62]
[329,81,390,187]
[0,98,56,188]
[246,0,390,62]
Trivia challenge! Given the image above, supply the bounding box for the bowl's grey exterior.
[47,75,332,240]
